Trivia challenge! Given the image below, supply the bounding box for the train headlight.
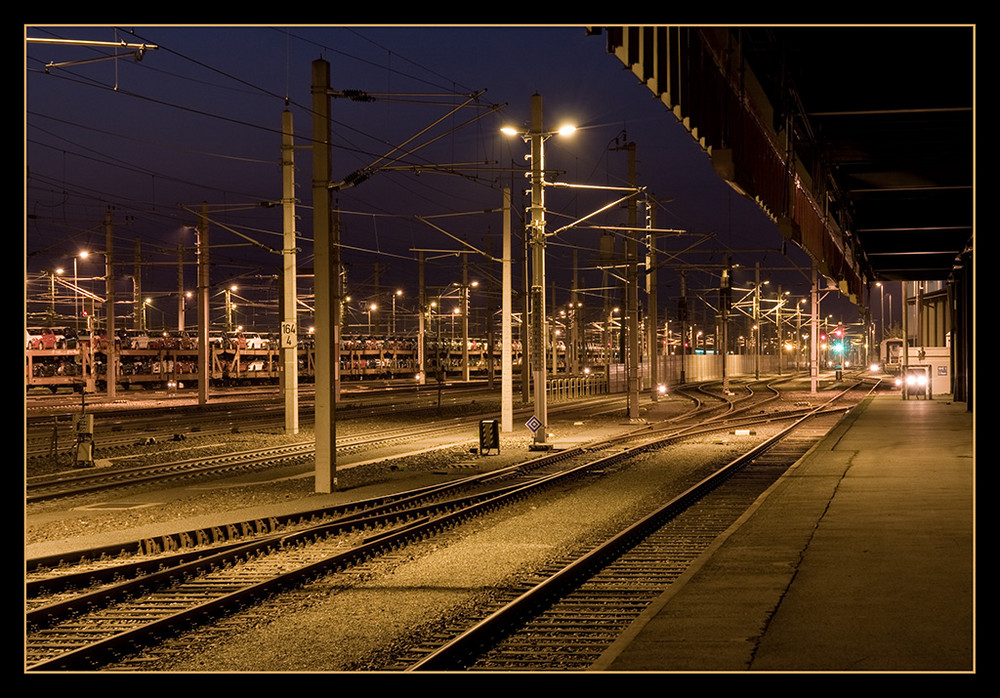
[869,363,880,372]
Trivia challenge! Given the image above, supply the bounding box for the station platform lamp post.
[502,94,575,449]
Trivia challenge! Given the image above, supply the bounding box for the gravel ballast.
[26,389,822,672]
[99,433,768,672]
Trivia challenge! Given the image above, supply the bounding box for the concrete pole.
[177,245,185,332]
[721,259,731,394]
[570,249,579,374]
[104,208,117,399]
[645,198,658,399]
[521,223,531,404]
[134,239,142,331]
[810,265,820,394]
[551,280,557,376]
[601,232,613,386]
[502,187,513,432]
[626,143,639,420]
[776,285,783,375]
[197,203,210,405]
[754,262,761,381]
[312,58,337,492]
[529,94,548,447]
[462,253,470,382]
[418,250,426,385]
[679,272,687,385]
[281,108,299,434]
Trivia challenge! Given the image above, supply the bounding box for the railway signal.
[831,325,845,354]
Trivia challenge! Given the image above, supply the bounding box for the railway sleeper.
[139,517,280,555]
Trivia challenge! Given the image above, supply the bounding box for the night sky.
[25,25,861,337]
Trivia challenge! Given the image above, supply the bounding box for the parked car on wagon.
[242,332,269,349]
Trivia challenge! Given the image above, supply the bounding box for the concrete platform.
[591,394,975,674]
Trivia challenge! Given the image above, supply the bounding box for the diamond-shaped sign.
[525,415,542,433]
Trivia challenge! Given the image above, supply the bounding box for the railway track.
[22,375,781,507]
[24,378,864,672]
[22,433,647,669]
[24,395,624,503]
[402,383,875,671]
[24,384,488,458]
[26,376,877,672]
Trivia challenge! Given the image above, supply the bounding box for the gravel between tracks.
[26,388,829,673]
[100,432,764,673]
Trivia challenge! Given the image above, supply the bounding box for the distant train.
[27,332,612,393]
[879,337,905,373]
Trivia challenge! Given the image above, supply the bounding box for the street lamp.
[392,289,403,335]
[74,251,88,332]
[181,290,193,332]
[501,93,575,449]
[143,297,164,331]
[58,250,92,333]
[50,267,65,320]
[462,280,478,382]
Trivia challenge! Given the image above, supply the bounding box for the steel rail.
[25,381,795,572]
[405,382,875,671]
[25,388,805,671]
[25,396,620,503]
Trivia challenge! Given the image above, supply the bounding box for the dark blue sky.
[26,25,856,333]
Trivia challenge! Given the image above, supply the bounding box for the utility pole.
[645,196,658,399]
[462,253,470,381]
[176,245,185,332]
[721,257,731,394]
[197,203,210,405]
[104,208,117,399]
[570,249,580,375]
[602,232,614,386]
[312,58,337,493]
[521,213,531,405]
[281,108,299,434]
[625,142,639,421]
[679,272,688,384]
[810,265,820,393]
[502,97,576,430]
[373,261,383,336]
[755,262,762,380]
[528,94,548,448]
[502,187,513,432]
[418,250,426,385]
[134,239,143,331]
[776,285,784,375]
[551,280,558,375]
